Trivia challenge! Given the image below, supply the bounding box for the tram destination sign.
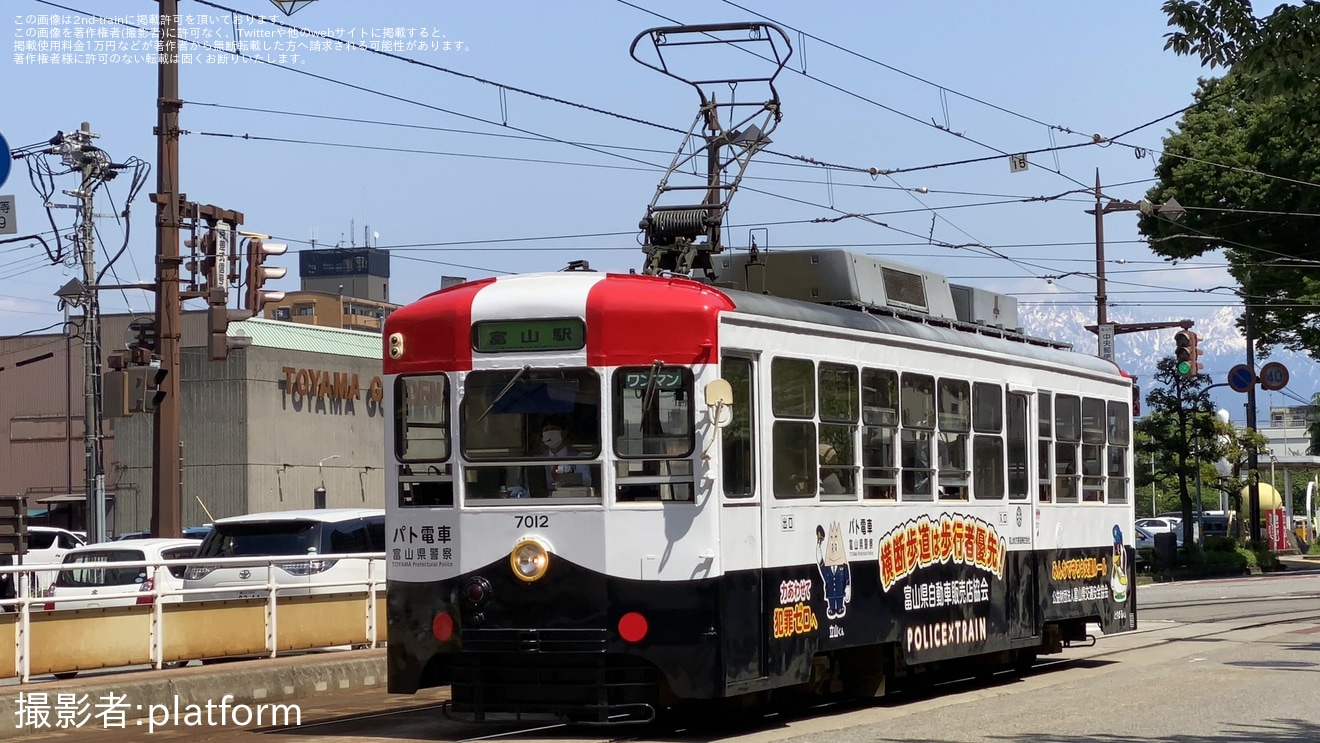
[472,318,585,353]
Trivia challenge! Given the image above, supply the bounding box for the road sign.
[1098,323,1115,361]
[0,194,14,236]
[1227,364,1254,393]
[1260,361,1289,391]
[0,132,11,189]
[1009,154,1028,173]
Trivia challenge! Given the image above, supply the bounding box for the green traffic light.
[1177,361,1192,375]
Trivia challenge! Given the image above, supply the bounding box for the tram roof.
[718,285,1124,378]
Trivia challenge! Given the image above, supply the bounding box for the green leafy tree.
[1307,392,1320,455]
[1163,0,1320,98]
[1135,75,1320,356]
[1136,358,1227,546]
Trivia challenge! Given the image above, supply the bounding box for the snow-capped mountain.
[1017,304,1319,417]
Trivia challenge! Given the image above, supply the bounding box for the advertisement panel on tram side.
[1042,525,1136,634]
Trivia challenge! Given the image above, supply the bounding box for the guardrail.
[0,552,386,683]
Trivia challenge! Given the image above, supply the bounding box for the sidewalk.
[0,649,386,739]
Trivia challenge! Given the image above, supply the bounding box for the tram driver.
[507,418,593,497]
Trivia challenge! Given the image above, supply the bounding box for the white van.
[42,538,199,611]
[182,509,385,602]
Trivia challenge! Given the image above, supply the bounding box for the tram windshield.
[461,368,602,501]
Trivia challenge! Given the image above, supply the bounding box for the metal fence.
[0,552,386,683]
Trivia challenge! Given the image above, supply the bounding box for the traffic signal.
[128,365,168,413]
[208,303,254,361]
[0,495,27,556]
[1174,330,1202,378]
[244,238,288,314]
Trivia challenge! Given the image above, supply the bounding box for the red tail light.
[136,578,155,605]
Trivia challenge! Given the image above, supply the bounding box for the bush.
[1309,541,1320,556]
[1235,547,1259,569]
[1205,536,1238,553]
[1203,549,1248,569]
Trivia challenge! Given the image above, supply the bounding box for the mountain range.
[1016,304,1319,419]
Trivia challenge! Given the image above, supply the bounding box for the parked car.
[183,509,385,602]
[1136,517,1180,534]
[116,527,211,541]
[42,538,200,611]
[23,527,86,594]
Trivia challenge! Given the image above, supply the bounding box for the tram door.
[1006,391,1041,640]
[717,355,767,684]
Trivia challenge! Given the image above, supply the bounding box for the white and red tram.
[383,253,1137,723]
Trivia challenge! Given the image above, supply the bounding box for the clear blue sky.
[2,0,1225,341]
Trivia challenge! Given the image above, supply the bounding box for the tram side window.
[861,368,898,500]
[1106,400,1130,503]
[901,373,935,500]
[973,382,1005,500]
[613,366,695,503]
[1055,394,1081,503]
[1038,392,1052,503]
[819,362,859,501]
[1007,392,1030,500]
[1081,397,1106,502]
[773,357,817,499]
[395,375,456,508]
[936,378,970,500]
[720,357,756,499]
[395,375,450,462]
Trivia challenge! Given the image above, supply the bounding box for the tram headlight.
[510,539,550,582]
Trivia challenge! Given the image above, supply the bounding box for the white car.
[1135,517,1180,534]
[183,509,385,601]
[42,538,200,611]
[20,526,86,594]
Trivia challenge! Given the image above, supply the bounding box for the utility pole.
[1093,170,1108,331]
[1084,170,1187,362]
[55,123,111,544]
[1245,303,1262,543]
[76,124,105,545]
[150,2,183,539]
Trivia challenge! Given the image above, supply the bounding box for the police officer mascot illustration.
[817,522,852,620]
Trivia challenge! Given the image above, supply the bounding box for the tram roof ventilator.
[709,248,1066,349]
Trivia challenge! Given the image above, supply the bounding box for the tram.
[382,249,1138,723]
[383,20,1135,725]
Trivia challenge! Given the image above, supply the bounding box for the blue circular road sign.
[1227,363,1254,393]
[0,132,10,190]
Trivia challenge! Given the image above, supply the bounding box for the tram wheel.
[53,672,79,680]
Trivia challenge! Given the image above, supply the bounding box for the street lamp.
[1084,170,1187,361]
[315,454,338,510]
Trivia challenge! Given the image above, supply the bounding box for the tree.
[1163,0,1320,98]
[1135,357,1228,547]
[1307,392,1320,456]
[1136,74,1320,356]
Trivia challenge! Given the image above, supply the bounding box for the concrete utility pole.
[151,3,183,539]
[57,123,111,544]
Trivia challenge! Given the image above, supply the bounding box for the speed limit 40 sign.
[0,195,15,236]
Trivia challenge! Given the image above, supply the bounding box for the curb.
[0,650,386,739]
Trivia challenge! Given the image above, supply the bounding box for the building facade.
[0,311,209,529]
[2,310,386,535]
[112,319,386,530]
[263,290,399,333]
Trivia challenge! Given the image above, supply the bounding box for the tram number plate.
[516,515,549,529]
